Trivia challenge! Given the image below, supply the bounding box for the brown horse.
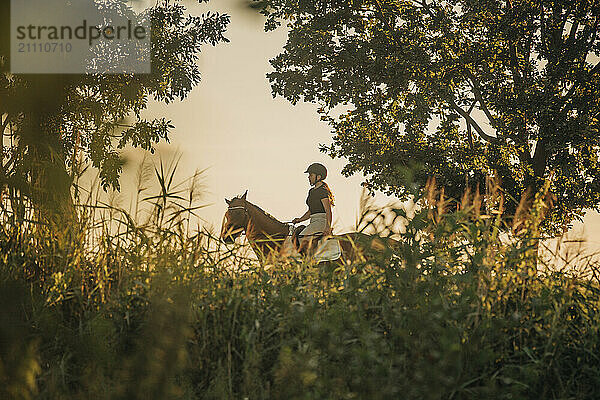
[220,191,397,263]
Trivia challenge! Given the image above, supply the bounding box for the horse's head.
[220,190,249,243]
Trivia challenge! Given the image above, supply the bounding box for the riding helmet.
[304,163,327,179]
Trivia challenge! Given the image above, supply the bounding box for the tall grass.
[1,159,599,399]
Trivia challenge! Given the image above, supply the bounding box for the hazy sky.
[115,0,599,253]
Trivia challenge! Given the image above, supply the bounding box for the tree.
[0,0,229,217]
[256,0,600,235]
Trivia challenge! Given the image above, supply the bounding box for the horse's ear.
[241,190,247,200]
[225,198,231,205]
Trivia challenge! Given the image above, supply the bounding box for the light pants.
[299,213,327,236]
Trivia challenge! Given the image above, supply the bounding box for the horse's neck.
[245,202,287,238]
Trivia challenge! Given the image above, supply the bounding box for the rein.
[227,204,294,237]
[225,205,248,235]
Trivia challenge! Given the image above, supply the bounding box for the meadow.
[1,160,599,400]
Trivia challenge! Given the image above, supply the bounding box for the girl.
[292,163,335,254]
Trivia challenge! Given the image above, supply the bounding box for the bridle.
[225,203,295,239]
[224,204,249,236]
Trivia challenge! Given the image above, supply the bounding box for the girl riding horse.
[292,163,335,255]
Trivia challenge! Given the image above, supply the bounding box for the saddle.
[291,225,305,250]
[289,225,340,261]
[291,225,323,250]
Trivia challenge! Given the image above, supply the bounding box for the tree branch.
[559,60,600,117]
[373,0,401,47]
[508,39,523,88]
[532,138,546,178]
[540,4,549,56]
[0,114,9,137]
[523,15,536,74]
[557,4,571,44]
[505,0,523,87]
[589,60,600,77]
[448,98,499,144]
[465,70,499,131]
[415,0,437,21]
[565,20,580,50]
[0,116,5,172]
[551,4,571,57]
[466,100,477,151]
[586,17,599,51]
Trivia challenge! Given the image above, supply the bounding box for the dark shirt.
[306,185,329,214]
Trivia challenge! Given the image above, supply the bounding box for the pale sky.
[113,0,599,254]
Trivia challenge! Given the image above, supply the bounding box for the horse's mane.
[234,195,286,227]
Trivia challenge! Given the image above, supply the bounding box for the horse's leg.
[298,237,310,255]
[337,235,353,264]
[299,236,320,257]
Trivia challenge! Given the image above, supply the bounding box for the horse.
[220,190,398,264]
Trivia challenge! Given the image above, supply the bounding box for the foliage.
[254,0,600,235]
[0,0,229,215]
[1,161,600,399]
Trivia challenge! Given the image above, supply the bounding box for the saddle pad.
[314,237,342,262]
[280,236,299,257]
